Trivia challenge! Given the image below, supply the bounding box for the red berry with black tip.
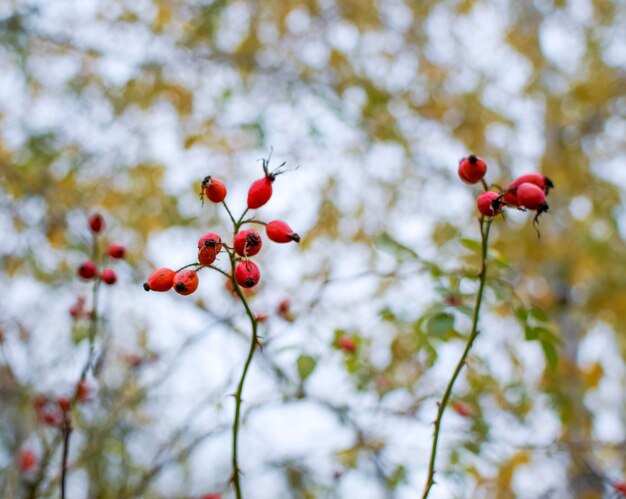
[201,177,227,203]
[266,220,301,243]
[78,261,97,280]
[107,244,126,259]
[458,155,487,184]
[101,268,117,285]
[198,233,223,265]
[235,261,260,288]
[234,229,263,257]
[88,213,105,234]
[477,191,503,217]
[143,268,175,292]
[173,269,199,296]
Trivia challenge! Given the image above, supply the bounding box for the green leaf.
[524,325,538,341]
[534,326,560,344]
[529,306,549,323]
[540,339,559,370]
[297,355,317,382]
[460,238,482,253]
[515,307,528,324]
[427,312,455,337]
[376,232,418,258]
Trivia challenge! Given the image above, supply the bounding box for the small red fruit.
[198,233,223,265]
[256,313,268,323]
[88,213,105,234]
[235,261,260,288]
[143,268,176,292]
[337,336,356,354]
[266,220,301,243]
[277,298,294,322]
[458,155,487,184]
[476,191,503,217]
[452,401,472,417]
[107,244,126,259]
[76,380,90,402]
[614,482,626,497]
[18,449,37,472]
[517,182,548,211]
[200,494,222,499]
[234,229,263,257]
[57,396,71,413]
[173,269,199,295]
[78,261,97,280]
[247,177,273,209]
[69,296,87,319]
[101,268,117,285]
[201,176,227,203]
[504,173,554,205]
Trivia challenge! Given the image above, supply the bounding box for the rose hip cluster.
[144,159,300,296]
[458,155,553,226]
[76,214,126,286]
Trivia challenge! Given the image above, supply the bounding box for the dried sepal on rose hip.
[201,176,227,204]
[247,153,287,209]
[233,229,263,257]
[143,268,176,292]
[173,269,199,296]
[198,233,223,265]
[476,191,503,217]
[458,155,487,184]
[266,220,301,243]
[235,260,260,288]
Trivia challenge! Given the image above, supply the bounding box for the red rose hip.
[235,261,260,288]
[173,269,199,295]
[88,213,105,234]
[247,177,273,209]
[234,229,263,257]
[476,191,502,217]
[517,182,548,211]
[78,261,97,280]
[107,244,126,259]
[201,177,227,203]
[143,268,175,292]
[458,155,487,184]
[101,268,117,285]
[18,449,37,472]
[198,233,223,265]
[266,220,301,243]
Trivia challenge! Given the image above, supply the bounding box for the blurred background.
[1,0,625,497]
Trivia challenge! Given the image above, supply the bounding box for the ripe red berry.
[201,176,227,203]
[69,296,87,319]
[200,494,222,499]
[143,268,176,292]
[234,229,263,257]
[614,482,626,497]
[173,269,199,295]
[78,261,97,280]
[517,182,548,211]
[107,244,126,259]
[247,177,273,209]
[88,213,105,234]
[100,268,117,285]
[458,155,487,184]
[452,401,472,417]
[235,261,260,288]
[57,396,71,413]
[337,336,357,354]
[18,449,37,472]
[76,380,90,402]
[198,233,223,265]
[266,220,301,243]
[256,312,268,323]
[508,173,554,193]
[476,191,503,217]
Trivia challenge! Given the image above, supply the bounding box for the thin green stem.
[481,178,489,192]
[222,201,237,227]
[228,254,258,499]
[235,208,249,231]
[421,217,492,499]
[238,219,266,227]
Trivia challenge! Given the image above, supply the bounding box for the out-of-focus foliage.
[1,0,625,497]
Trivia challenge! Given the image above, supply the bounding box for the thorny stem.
[421,217,492,499]
[227,255,258,499]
